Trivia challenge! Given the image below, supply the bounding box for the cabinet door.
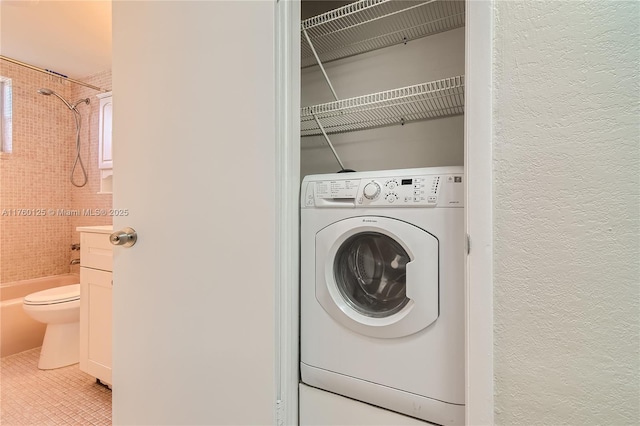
[98,94,113,169]
[80,267,112,385]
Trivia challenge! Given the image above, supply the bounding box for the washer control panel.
[302,169,464,208]
[356,175,438,206]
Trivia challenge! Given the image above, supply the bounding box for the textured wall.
[493,1,639,425]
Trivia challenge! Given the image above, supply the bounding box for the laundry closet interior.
[299,0,465,176]
[296,0,467,424]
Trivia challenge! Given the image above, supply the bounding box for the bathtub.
[1,274,79,357]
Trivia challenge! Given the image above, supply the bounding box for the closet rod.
[0,55,110,93]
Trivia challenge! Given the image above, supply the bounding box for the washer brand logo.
[362,219,377,223]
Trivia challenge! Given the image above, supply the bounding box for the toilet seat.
[24,284,80,305]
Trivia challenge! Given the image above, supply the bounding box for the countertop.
[76,225,113,234]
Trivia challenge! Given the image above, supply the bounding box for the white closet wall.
[301,27,465,177]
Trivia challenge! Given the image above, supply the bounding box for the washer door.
[316,216,438,338]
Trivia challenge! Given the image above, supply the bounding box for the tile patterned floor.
[0,348,111,425]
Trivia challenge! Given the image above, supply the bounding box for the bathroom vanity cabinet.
[78,226,113,386]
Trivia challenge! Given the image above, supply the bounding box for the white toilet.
[23,284,81,370]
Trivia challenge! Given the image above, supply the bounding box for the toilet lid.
[24,284,80,305]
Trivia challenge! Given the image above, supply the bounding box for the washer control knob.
[363,182,381,200]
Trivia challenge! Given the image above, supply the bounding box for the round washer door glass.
[334,232,410,318]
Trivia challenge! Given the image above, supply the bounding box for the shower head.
[38,88,74,110]
[37,88,90,111]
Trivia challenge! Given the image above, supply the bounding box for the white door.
[111,2,277,424]
[315,216,439,338]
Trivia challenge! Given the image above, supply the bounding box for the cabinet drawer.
[80,232,113,271]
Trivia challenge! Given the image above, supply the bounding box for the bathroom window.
[0,76,12,153]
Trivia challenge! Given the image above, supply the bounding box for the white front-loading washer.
[300,167,465,426]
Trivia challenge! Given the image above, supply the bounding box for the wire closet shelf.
[301,0,465,68]
[301,76,465,136]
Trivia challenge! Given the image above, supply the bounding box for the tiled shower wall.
[0,62,112,284]
[0,61,74,283]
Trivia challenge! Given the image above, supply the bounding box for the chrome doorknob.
[110,227,137,247]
